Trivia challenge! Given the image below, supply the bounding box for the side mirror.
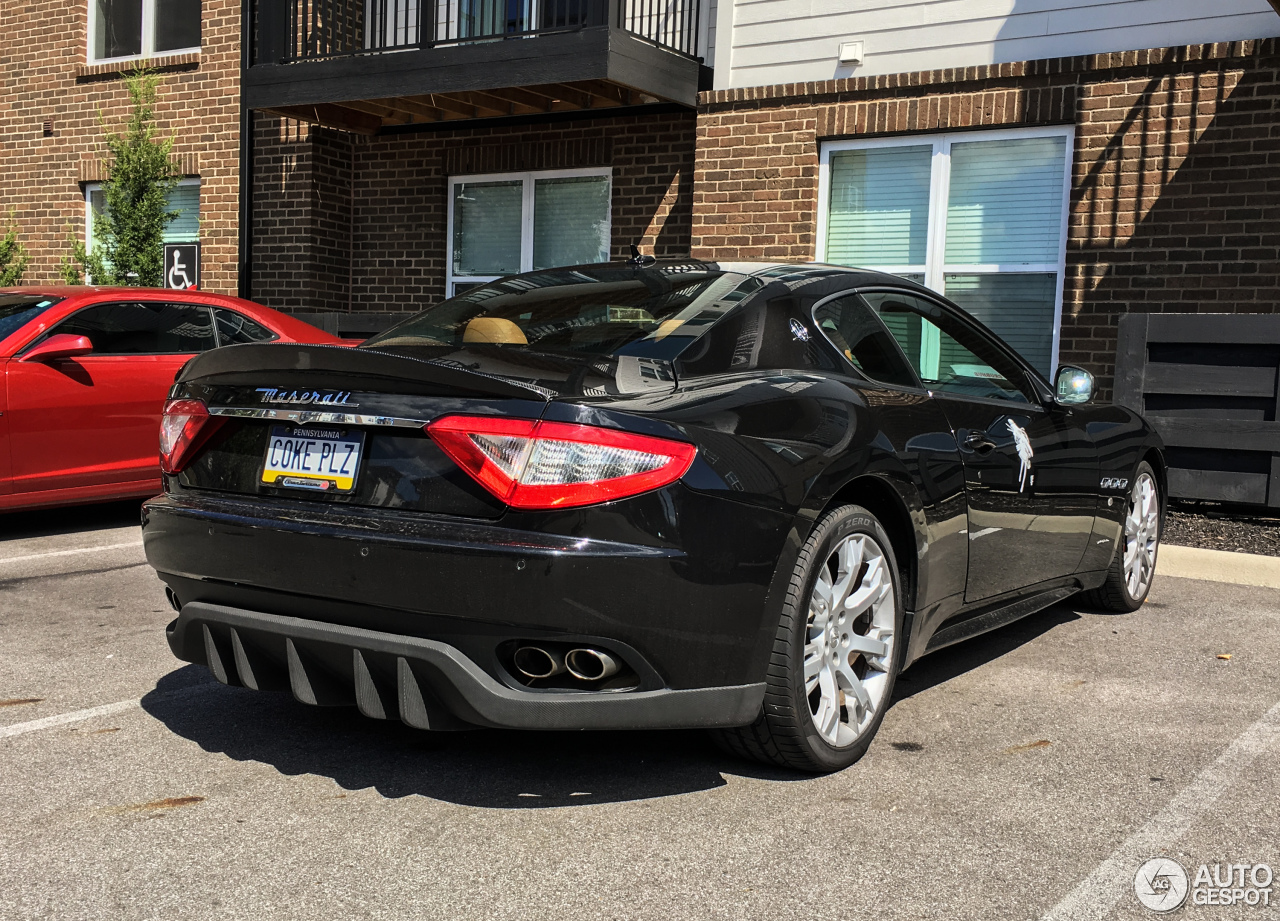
[20,334,95,363]
[1055,365,1094,405]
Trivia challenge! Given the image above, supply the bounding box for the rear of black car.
[143,264,792,731]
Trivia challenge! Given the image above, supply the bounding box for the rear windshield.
[0,295,62,345]
[363,265,745,362]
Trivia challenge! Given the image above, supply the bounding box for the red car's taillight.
[426,415,697,510]
[160,399,222,474]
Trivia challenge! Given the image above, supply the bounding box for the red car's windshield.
[0,294,63,346]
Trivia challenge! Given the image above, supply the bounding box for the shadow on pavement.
[0,499,146,541]
[142,603,1081,808]
[892,601,1080,702]
[141,666,808,809]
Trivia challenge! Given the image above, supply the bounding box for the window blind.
[944,273,1056,375]
[164,185,200,243]
[825,145,931,268]
[452,180,522,276]
[532,176,610,270]
[944,136,1066,266]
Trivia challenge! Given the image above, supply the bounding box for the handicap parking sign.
[163,243,200,290]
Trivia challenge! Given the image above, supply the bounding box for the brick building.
[5,0,1280,403]
[0,0,242,293]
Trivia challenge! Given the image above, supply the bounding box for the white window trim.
[87,0,201,65]
[446,166,613,298]
[816,125,1074,375]
[85,177,200,283]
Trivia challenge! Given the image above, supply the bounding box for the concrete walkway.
[1160,543,1280,589]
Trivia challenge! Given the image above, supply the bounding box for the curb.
[1158,544,1280,590]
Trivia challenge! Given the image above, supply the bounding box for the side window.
[812,294,918,388]
[214,308,276,345]
[861,292,1031,404]
[51,302,215,355]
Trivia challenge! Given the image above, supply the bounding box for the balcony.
[247,0,709,131]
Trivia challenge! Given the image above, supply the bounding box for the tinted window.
[861,292,1031,404]
[813,294,917,388]
[50,302,215,355]
[365,266,735,363]
[214,307,275,345]
[0,295,62,344]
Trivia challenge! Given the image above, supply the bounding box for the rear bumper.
[170,602,765,730]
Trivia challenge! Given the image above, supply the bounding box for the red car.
[0,287,344,512]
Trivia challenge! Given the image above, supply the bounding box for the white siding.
[714,0,1280,90]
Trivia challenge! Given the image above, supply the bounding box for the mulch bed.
[1164,504,1280,557]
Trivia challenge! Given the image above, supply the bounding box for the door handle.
[964,431,997,454]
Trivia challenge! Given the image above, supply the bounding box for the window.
[812,294,917,388]
[0,296,63,347]
[213,308,276,345]
[90,0,201,62]
[818,127,1072,378]
[447,168,611,297]
[85,179,199,281]
[860,292,1031,404]
[45,302,216,355]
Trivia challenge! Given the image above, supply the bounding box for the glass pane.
[155,0,201,52]
[944,273,1057,378]
[214,307,275,345]
[945,136,1067,265]
[452,181,522,277]
[94,0,143,59]
[862,292,1029,403]
[53,302,215,354]
[813,295,917,388]
[164,184,200,243]
[532,176,610,270]
[826,145,931,267]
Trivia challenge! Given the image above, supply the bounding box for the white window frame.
[87,0,202,64]
[446,166,612,297]
[816,125,1074,375]
[84,177,200,282]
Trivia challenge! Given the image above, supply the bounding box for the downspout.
[237,0,254,299]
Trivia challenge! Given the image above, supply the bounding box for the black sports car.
[143,261,1165,772]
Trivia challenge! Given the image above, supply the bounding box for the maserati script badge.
[255,388,355,407]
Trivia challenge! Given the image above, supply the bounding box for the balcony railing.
[267,0,700,63]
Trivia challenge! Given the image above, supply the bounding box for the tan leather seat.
[462,317,527,345]
[654,319,684,340]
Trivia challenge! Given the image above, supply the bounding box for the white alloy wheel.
[1123,472,1160,599]
[804,533,896,746]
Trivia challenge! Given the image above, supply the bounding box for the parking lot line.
[1039,697,1280,921]
[0,685,215,741]
[0,541,144,566]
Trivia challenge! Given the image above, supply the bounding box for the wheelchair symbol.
[168,248,193,289]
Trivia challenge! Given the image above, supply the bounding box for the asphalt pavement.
[1,501,1277,920]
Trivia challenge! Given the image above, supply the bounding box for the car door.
[860,290,1097,602]
[6,301,216,495]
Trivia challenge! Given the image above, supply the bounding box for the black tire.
[1085,460,1161,613]
[712,504,905,773]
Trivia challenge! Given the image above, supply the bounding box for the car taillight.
[426,415,697,510]
[159,399,222,474]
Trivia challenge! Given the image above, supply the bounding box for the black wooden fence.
[1115,313,1280,508]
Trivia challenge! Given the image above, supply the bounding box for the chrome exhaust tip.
[565,648,620,682]
[165,587,181,612]
[512,645,566,680]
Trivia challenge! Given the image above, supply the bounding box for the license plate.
[261,425,365,493]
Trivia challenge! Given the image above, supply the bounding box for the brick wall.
[693,39,1280,397]
[250,110,696,313]
[0,0,242,293]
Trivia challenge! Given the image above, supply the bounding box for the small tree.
[65,69,178,286]
[0,209,29,286]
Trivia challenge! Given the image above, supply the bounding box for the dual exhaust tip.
[513,645,619,682]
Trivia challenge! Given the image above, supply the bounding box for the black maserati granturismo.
[143,261,1165,772]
